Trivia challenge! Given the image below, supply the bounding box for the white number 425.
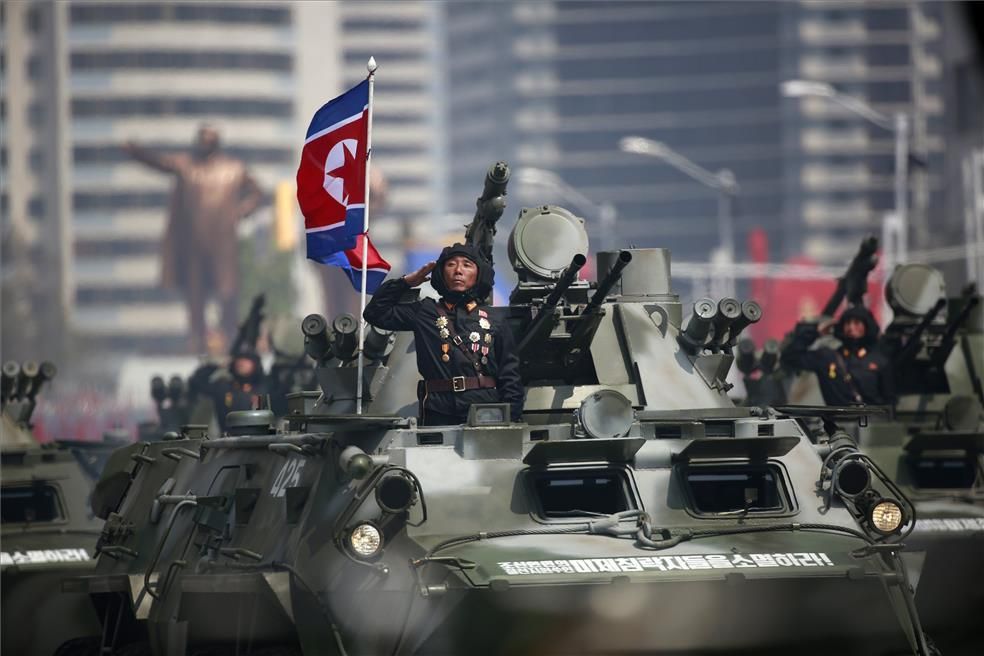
[270,458,306,498]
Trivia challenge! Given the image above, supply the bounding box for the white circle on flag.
[323,138,359,206]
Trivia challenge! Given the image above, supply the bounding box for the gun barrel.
[517,254,587,354]
[931,296,980,367]
[302,314,333,361]
[544,254,587,309]
[2,361,21,402]
[583,250,632,315]
[897,298,946,363]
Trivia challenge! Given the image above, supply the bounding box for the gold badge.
[828,363,837,379]
[441,354,450,362]
[484,333,492,343]
[439,328,450,339]
[436,316,448,328]
[469,331,480,343]
[479,317,491,330]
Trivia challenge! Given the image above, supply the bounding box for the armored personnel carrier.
[64,165,931,655]
[1,361,104,656]
[857,266,984,654]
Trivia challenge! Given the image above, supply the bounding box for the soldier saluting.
[782,304,895,406]
[364,244,524,425]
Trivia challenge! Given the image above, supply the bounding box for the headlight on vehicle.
[348,523,382,558]
[869,499,904,534]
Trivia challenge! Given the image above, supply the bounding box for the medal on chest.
[441,343,450,362]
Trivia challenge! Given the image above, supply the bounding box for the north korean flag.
[323,233,391,294]
[297,79,369,259]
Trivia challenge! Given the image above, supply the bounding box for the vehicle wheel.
[250,648,301,656]
[114,643,152,656]
[52,637,101,656]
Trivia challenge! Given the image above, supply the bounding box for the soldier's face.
[443,256,478,292]
[233,357,256,379]
[843,318,866,340]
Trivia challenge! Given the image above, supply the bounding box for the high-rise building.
[780,0,945,265]
[444,1,956,275]
[336,1,447,263]
[1,2,74,362]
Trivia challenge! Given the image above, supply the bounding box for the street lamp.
[514,167,617,251]
[619,136,739,298]
[781,79,909,269]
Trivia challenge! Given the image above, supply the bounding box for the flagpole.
[356,56,377,416]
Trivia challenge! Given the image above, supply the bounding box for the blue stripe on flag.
[324,252,389,294]
[307,230,357,262]
[305,79,370,139]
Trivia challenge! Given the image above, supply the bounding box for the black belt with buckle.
[425,375,497,394]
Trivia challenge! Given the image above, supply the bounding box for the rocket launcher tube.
[25,361,56,401]
[517,253,587,354]
[465,161,511,268]
[735,339,757,374]
[727,300,763,347]
[679,298,717,353]
[16,361,38,400]
[2,361,20,403]
[362,325,394,361]
[302,314,333,362]
[331,314,360,361]
[710,298,741,351]
[822,235,879,317]
[151,376,167,408]
[167,376,185,405]
[759,339,780,373]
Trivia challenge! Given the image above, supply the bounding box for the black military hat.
[431,243,494,301]
[835,303,880,346]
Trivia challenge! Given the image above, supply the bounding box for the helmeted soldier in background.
[124,124,263,352]
[782,304,895,406]
[364,243,524,425]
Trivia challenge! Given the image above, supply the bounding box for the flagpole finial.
[367,56,377,74]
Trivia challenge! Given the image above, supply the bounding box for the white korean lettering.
[750,553,776,568]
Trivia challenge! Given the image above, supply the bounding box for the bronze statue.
[124,124,263,352]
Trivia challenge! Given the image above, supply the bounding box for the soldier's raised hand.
[403,261,436,287]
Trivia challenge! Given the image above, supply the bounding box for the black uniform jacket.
[781,323,895,406]
[363,278,525,422]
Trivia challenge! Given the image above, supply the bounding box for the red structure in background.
[747,228,883,345]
